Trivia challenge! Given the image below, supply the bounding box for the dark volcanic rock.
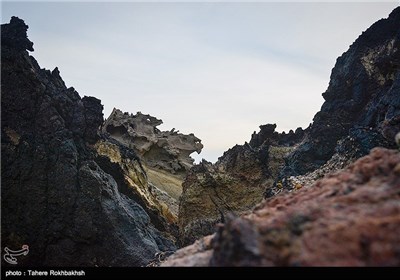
[164,148,400,266]
[82,96,104,144]
[170,7,400,263]
[249,124,305,148]
[1,17,175,266]
[281,7,400,179]
[1,16,34,52]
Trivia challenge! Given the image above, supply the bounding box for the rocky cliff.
[178,124,305,245]
[2,5,400,268]
[166,6,400,265]
[1,17,175,266]
[279,7,400,185]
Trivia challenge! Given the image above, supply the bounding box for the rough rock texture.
[164,148,400,266]
[161,235,214,267]
[103,108,203,174]
[94,139,179,230]
[178,124,304,246]
[177,6,400,254]
[1,17,175,266]
[280,7,400,182]
[249,124,305,148]
[99,108,203,224]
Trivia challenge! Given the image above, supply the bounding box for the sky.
[2,1,399,163]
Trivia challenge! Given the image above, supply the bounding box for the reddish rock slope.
[163,148,400,266]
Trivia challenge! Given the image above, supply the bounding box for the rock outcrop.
[178,124,304,245]
[3,5,400,268]
[99,108,203,224]
[1,17,175,266]
[177,6,400,251]
[279,7,400,183]
[103,108,203,174]
[93,139,178,235]
[164,147,400,266]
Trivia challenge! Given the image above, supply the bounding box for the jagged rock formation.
[279,7,400,184]
[177,7,400,251]
[1,17,175,266]
[249,124,306,148]
[178,124,304,246]
[103,108,203,174]
[99,108,203,223]
[164,147,400,266]
[93,139,178,234]
[3,5,400,268]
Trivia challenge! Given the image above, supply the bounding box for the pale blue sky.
[2,1,399,162]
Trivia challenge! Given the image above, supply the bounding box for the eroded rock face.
[178,124,303,246]
[280,7,400,181]
[103,108,203,174]
[164,148,400,266]
[1,17,175,266]
[176,6,400,256]
[98,108,203,225]
[94,139,179,230]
